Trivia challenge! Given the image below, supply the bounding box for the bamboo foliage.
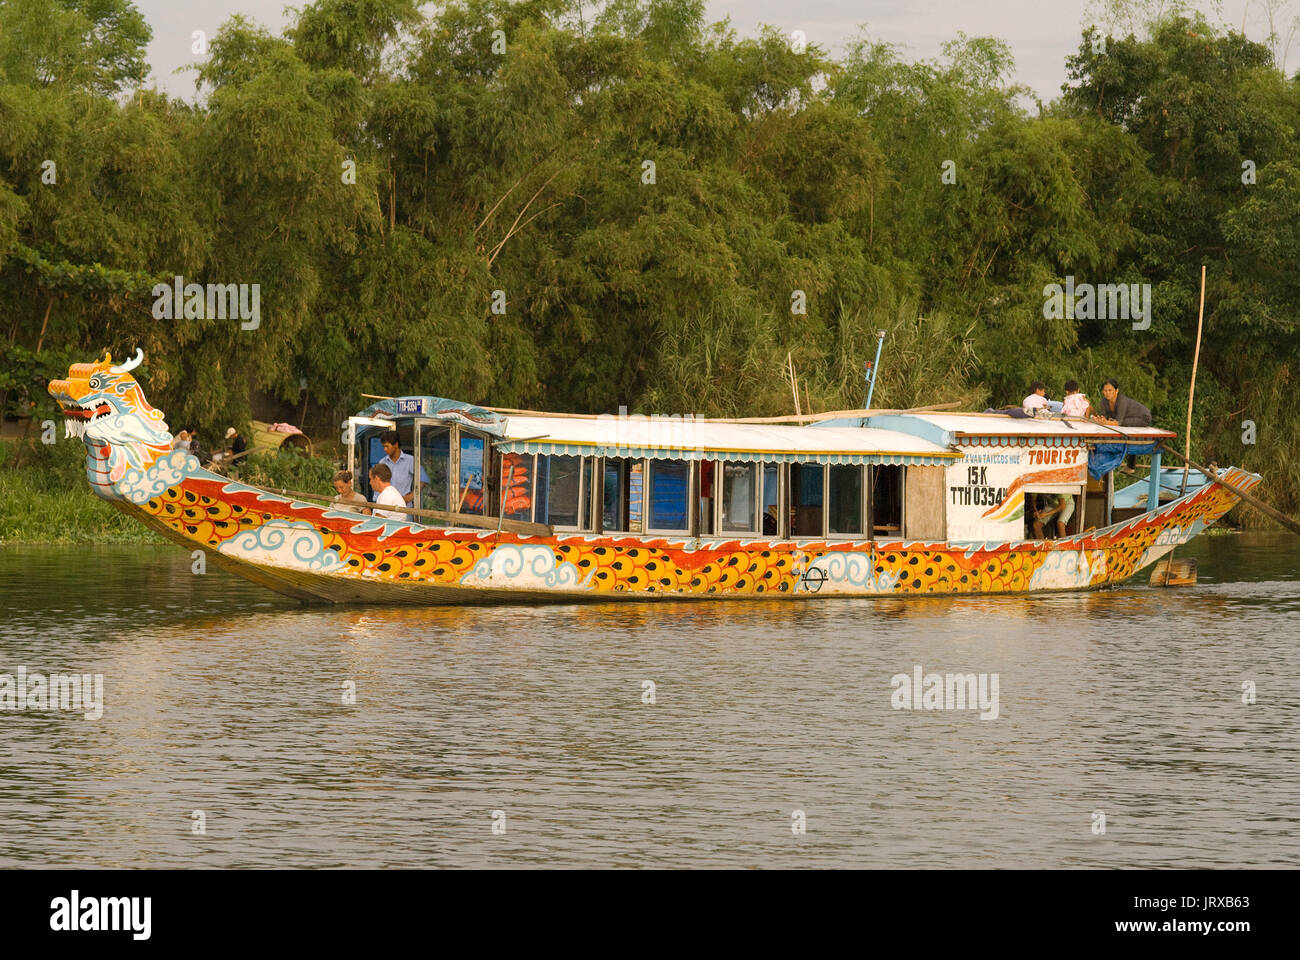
[0,0,1298,522]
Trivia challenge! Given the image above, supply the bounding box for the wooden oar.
[252,485,554,537]
[1155,443,1300,536]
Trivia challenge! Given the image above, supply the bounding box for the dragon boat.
[48,350,1260,604]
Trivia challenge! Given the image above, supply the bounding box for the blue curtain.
[1089,442,1162,479]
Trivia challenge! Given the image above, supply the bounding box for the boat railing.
[238,482,555,538]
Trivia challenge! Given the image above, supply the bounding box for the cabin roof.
[355,397,1174,462]
[845,412,1176,448]
[494,414,959,466]
[876,412,1175,438]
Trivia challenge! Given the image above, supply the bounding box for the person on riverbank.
[332,470,370,514]
[1094,379,1152,473]
[226,426,246,458]
[180,426,204,463]
[369,463,407,520]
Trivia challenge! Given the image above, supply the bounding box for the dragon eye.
[89,376,104,389]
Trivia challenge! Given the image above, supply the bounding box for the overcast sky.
[134,0,1266,103]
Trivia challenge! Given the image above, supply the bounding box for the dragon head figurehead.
[47,350,184,499]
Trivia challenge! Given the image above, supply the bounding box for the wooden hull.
[121,465,1261,604]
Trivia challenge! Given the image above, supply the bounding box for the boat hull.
[124,465,1261,604]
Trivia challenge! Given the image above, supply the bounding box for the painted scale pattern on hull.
[128,467,1259,602]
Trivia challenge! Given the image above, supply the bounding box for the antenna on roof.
[786,352,802,416]
[864,330,887,411]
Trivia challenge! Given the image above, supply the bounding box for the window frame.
[825,463,868,540]
[535,453,588,531]
[789,461,828,539]
[869,464,908,539]
[645,457,692,536]
[413,419,453,514]
[716,460,763,537]
[499,451,537,523]
[600,456,646,535]
[454,427,493,516]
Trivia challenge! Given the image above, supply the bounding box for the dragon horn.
[110,348,144,374]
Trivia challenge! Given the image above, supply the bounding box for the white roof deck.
[855,412,1175,447]
[495,414,959,466]
[883,412,1174,439]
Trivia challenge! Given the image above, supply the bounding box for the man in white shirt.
[369,463,408,520]
[1023,381,1049,413]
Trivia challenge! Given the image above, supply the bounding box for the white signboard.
[945,444,1087,542]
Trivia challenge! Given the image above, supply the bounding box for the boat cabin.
[346,399,1176,544]
[846,413,1177,539]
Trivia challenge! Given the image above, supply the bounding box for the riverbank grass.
[0,439,340,545]
[0,466,162,544]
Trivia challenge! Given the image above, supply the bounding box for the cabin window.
[500,452,533,522]
[603,458,644,532]
[697,461,715,536]
[762,463,780,536]
[790,462,825,537]
[360,431,405,502]
[536,454,583,528]
[828,464,864,536]
[364,433,385,500]
[456,432,487,515]
[603,460,621,530]
[418,425,451,512]
[647,459,690,532]
[585,459,598,530]
[719,462,758,534]
[871,465,904,537]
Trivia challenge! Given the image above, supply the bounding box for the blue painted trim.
[1147,450,1162,513]
[858,414,955,449]
[355,396,506,435]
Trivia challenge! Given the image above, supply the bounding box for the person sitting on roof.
[1093,379,1151,427]
[1022,381,1049,414]
[1093,379,1152,474]
[1061,380,1093,418]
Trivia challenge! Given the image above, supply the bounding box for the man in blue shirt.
[379,430,427,506]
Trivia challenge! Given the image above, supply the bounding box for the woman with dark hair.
[1093,379,1152,473]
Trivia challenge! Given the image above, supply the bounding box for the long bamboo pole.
[1156,443,1300,536]
[1182,264,1207,495]
[34,297,52,353]
[357,397,979,424]
[788,352,801,416]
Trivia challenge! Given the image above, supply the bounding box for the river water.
[0,532,1297,868]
